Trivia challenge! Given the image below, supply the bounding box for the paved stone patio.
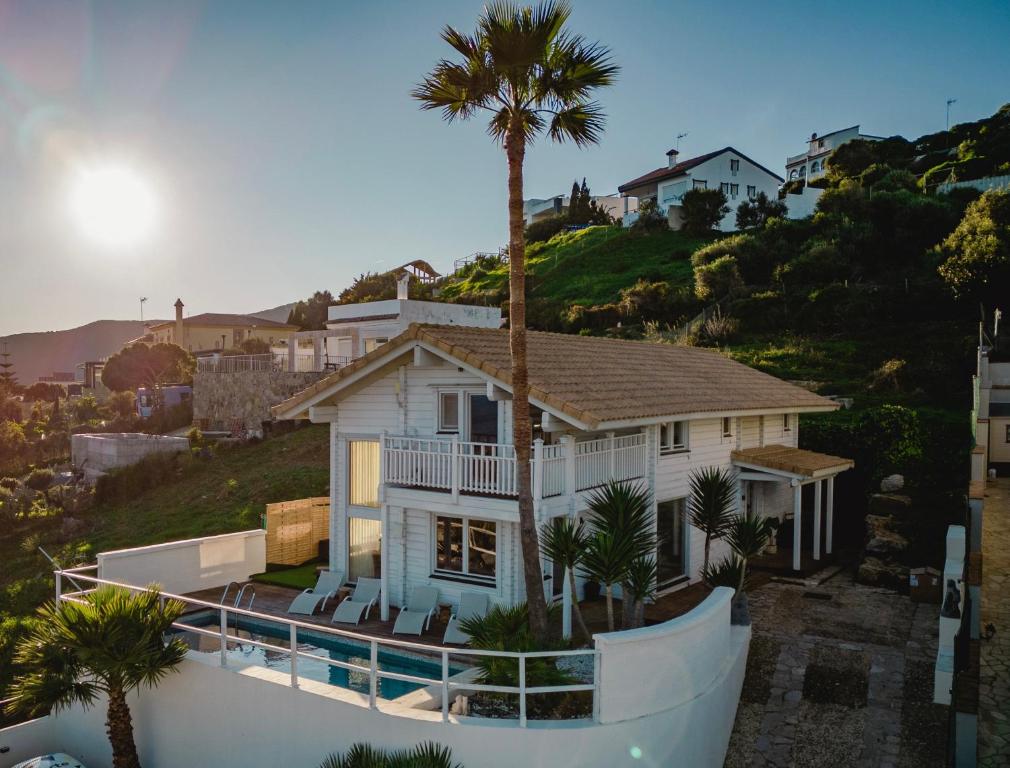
[724,570,947,768]
[980,479,1010,768]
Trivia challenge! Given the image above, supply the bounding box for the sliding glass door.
[348,517,381,582]
[656,498,688,585]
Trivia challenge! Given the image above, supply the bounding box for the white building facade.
[618,147,784,232]
[785,125,883,184]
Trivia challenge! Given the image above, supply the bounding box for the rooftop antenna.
[139,296,148,322]
[675,132,688,151]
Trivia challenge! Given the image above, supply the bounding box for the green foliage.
[101,343,195,392]
[104,390,137,422]
[0,397,20,422]
[680,188,730,235]
[287,290,336,331]
[524,215,568,244]
[937,189,1010,305]
[735,191,787,230]
[0,420,26,468]
[318,742,461,768]
[725,512,778,592]
[24,467,54,491]
[688,467,736,579]
[94,452,184,506]
[694,254,744,300]
[630,198,669,233]
[526,179,616,244]
[539,516,591,641]
[702,556,745,591]
[70,395,101,424]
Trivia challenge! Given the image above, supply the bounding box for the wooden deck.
[184,578,711,647]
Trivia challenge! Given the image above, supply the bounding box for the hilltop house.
[618,147,784,231]
[272,324,852,620]
[523,192,636,224]
[784,125,883,183]
[147,299,299,354]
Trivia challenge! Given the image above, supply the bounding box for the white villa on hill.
[272,323,853,620]
[618,146,784,231]
[784,125,883,183]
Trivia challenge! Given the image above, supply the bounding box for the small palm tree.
[414,0,618,642]
[725,512,778,596]
[539,516,592,643]
[319,742,461,768]
[5,586,187,768]
[581,481,656,631]
[688,467,737,580]
[624,557,658,629]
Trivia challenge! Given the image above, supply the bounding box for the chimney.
[666,148,680,169]
[396,274,410,301]
[174,298,184,346]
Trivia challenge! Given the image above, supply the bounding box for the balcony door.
[467,393,498,444]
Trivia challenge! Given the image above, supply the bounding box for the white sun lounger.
[286,570,344,615]
[331,577,381,625]
[442,591,489,645]
[392,586,440,636]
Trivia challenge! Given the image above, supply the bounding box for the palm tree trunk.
[604,584,615,632]
[737,557,748,595]
[634,599,645,629]
[506,122,549,643]
[106,686,142,768]
[568,566,592,644]
[621,581,633,629]
[703,532,712,580]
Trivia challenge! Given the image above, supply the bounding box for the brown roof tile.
[731,445,854,478]
[273,324,838,427]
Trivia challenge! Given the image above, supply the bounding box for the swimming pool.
[172,609,464,700]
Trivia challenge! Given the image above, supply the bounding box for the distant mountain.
[250,302,297,325]
[0,320,161,385]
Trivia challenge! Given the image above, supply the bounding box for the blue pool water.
[172,609,463,700]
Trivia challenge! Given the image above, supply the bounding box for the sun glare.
[69,163,158,249]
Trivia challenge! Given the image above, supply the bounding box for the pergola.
[731,445,855,572]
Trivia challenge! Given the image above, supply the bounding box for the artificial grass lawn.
[441,225,713,307]
[251,562,321,590]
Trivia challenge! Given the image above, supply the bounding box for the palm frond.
[548,102,606,147]
[539,515,586,568]
[687,467,737,537]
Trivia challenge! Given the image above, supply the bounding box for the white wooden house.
[273,324,852,620]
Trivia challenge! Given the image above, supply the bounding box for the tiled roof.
[617,147,785,193]
[273,324,838,428]
[149,313,297,330]
[731,445,854,478]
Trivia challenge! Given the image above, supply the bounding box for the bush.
[680,188,729,235]
[630,198,669,233]
[0,476,18,491]
[694,255,744,300]
[95,452,185,505]
[525,215,568,244]
[24,467,55,491]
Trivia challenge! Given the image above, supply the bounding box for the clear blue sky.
[1,0,1008,336]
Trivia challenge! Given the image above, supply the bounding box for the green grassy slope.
[440,225,712,307]
[0,425,330,614]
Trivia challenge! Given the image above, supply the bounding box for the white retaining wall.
[0,590,749,768]
[97,530,266,595]
[71,433,190,479]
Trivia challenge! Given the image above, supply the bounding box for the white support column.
[562,435,576,499]
[288,338,297,372]
[562,565,572,641]
[380,503,389,621]
[450,435,460,504]
[826,475,835,555]
[607,431,616,481]
[792,481,802,572]
[329,423,340,573]
[813,479,822,561]
[312,337,323,371]
[532,438,544,511]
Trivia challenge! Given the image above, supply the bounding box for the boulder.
[865,514,895,539]
[880,474,905,493]
[866,528,910,557]
[856,557,910,589]
[868,493,913,520]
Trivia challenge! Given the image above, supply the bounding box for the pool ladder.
[220,581,256,611]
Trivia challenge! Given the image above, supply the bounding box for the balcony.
[382,432,647,502]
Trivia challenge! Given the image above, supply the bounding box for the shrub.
[680,188,730,235]
[630,198,669,233]
[775,241,850,287]
[524,215,567,244]
[95,452,185,505]
[24,467,55,491]
[0,476,19,491]
[694,255,744,300]
[700,308,740,345]
[617,279,696,323]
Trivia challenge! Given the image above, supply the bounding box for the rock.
[880,474,905,492]
[865,514,895,539]
[857,557,909,589]
[868,493,913,520]
[866,528,910,557]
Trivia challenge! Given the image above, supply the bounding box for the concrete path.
[725,573,946,767]
[980,479,1010,767]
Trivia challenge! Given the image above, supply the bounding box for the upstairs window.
[730,183,739,199]
[660,421,689,454]
[693,179,708,190]
[720,182,730,195]
[747,185,757,198]
[730,158,740,176]
[783,414,792,432]
[438,392,459,433]
[722,417,734,438]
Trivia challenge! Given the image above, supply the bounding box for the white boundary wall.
[0,588,748,768]
[97,530,266,595]
[71,433,190,478]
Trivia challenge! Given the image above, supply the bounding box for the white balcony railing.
[382,432,646,501]
[196,353,353,374]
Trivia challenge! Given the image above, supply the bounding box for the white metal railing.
[196,353,353,374]
[382,432,647,501]
[52,567,598,728]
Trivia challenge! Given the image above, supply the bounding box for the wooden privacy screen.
[264,497,329,566]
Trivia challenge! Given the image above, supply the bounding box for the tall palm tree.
[413,1,618,641]
[539,515,592,643]
[5,586,187,768]
[688,467,737,580]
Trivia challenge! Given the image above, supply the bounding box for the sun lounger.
[442,591,489,645]
[392,586,440,636]
[286,570,344,615]
[331,577,381,625]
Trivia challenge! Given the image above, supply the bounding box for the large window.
[348,517,381,582]
[348,440,379,508]
[657,498,688,585]
[435,516,497,583]
[693,179,708,190]
[660,421,689,454]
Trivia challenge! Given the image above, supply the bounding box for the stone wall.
[193,370,326,434]
[71,433,191,480]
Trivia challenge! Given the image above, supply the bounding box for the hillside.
[0,319,160,385]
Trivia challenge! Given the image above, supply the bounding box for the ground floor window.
[434,516,497,583]
[348,516,381,582]
[657,498,688,585]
